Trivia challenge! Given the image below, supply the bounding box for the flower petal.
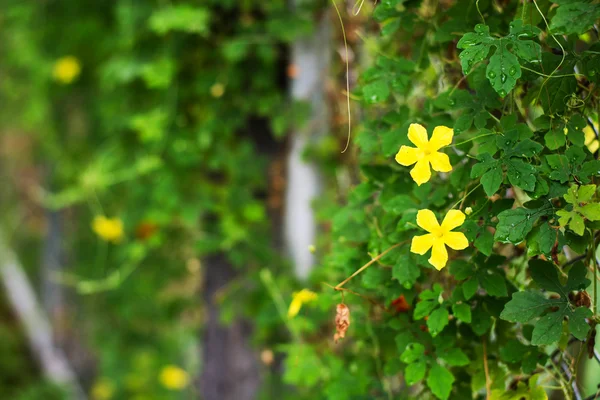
[444,231,469,250]
[441,209,465,231]
[410,158,432,186]
[407,123,429,148]
[395,145,421,166]
[429,152,452,172]
[429,240,449,270]
[411,234,436,254]
[416,209,440,232]
[288,298,302,318]
[429,126,453,150]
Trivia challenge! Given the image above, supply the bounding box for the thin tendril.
[352,0,365,15]
[331,0,353,153]
[532,0,567,106]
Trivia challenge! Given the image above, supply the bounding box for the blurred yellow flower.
[288,288,317,318]
[92,216,124,243]
[395,124,453,186]
[159,365,189,390]
[411,209,469,270]
[210,83,225,98]
[465,207,473,215]
[53,56,81,84]
[91,378,115,400]
[584,125,599,154]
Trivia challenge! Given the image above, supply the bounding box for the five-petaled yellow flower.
[395,123,454,186]
[92,216,124,243]
[288,289,317,318]
[159,365,189,390]
[53,56,81,84]
[411,209,469,270]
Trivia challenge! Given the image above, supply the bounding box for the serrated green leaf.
[452,303,472,323]
[486,43,521,96]
[439,348,470,366]
[463,278,479,300]
[363,79,390,103]
[427,307,449,337]
[427,364,455,400]
[478,270,508,297]
[401,343,425,363]
[495,202,552,243]
[506,158,537,191]
[568,307,592,340]
[393,253,421,289]
[500,291,555,323]
[544,129,565,150]
[405,360,427,385]
[531,307,565,345]
[549,2,600,35]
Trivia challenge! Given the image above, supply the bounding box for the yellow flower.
[465,207,473,215]
[92,216,124,243]
[159,365,189,390]
[584,125,599,154]
[53,56,81,84]
[410,209,469,270]
[395,123,453,186]
[91,378,115,400]
[287,289,318,318]
[210,83,225,98]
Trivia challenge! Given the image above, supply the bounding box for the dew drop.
[500,73,507,83]
[499,89,507,97]
[508,66,517,76]
[488,71,496,79]
[449,99,456,106]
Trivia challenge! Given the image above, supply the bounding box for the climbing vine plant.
[286,1,600,399]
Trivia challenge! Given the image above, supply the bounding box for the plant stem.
[334,243,404,289]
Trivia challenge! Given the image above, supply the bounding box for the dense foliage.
[286,0,600,399]
[1,0,600,399]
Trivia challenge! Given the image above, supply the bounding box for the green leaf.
[148,5,210,35]
[457,24,494,74]
[439,348,470,367]
[486,42,521,97]
[499,339,528,363]
[494,202,553,243]
[501,261,591,345]
[544,129,566,150]
[550,2,600,35]
[500,292,554,323]
[474,229,494,256]
[531,308,565,345]
[427,307,450,337]
[541,76,577,114]
[568,307,593,340]
[481,162,503,197]
[463,278,479,300]
[405,360,427,385]
[363,79,390,103]
[506,158,537,191]
[478,270,508,297]
[427,364,455,400]
[393,253,421,289]
[452,303,472,323]
[401,343,425,363]
[546,154,571,183]
[414,300,438,320]
[450,260,475,280]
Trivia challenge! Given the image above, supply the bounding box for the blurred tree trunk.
[285,2,331,280]
[199,254,260,400]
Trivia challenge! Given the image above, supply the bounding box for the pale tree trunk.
[285,2,331,280]
[0,230,85,399]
